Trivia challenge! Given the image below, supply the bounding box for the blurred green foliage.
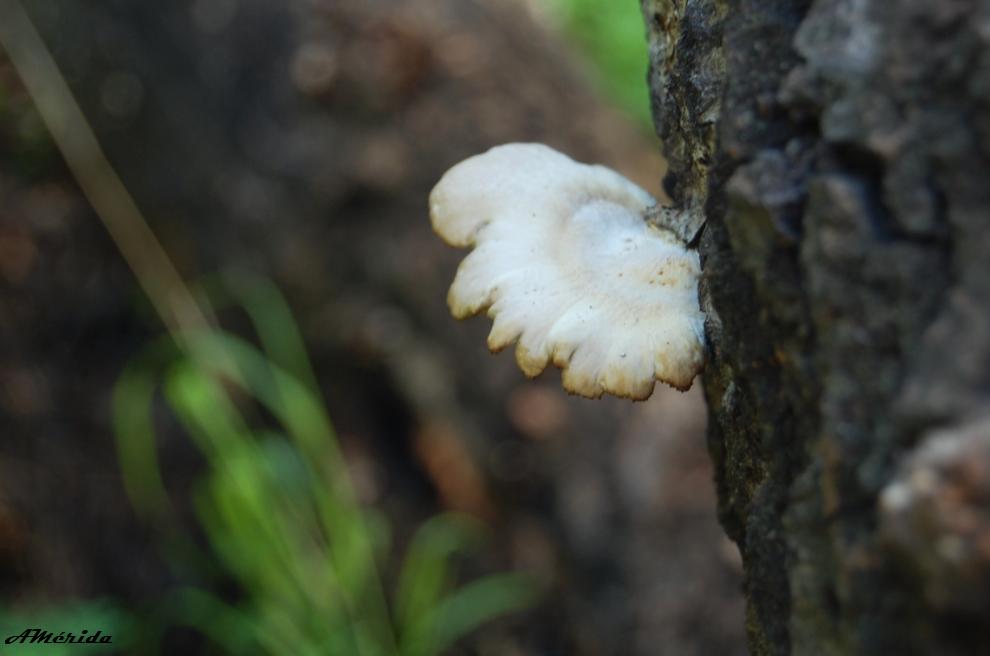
[2,7,540,651]
[112,274,539,655]
[548,0,652,126]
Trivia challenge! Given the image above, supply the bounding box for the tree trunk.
[643,0,990,654]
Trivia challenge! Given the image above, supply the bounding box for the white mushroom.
[429,143,705,400]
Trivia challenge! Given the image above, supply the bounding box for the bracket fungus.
[429,143,704,400]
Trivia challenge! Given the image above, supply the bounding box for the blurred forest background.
[0,0,745,653]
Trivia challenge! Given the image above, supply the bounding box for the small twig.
[0,0,212,343]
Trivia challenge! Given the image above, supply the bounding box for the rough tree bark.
[643,0,990,654]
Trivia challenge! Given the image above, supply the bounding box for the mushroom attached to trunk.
[429,143,704,400]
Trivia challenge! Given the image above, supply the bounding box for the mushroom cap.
[430,143,705,400]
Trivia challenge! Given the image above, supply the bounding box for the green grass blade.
[420,573,541,655]
[112,337,180,517]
